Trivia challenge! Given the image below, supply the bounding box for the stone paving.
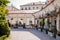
[9,28,56,40]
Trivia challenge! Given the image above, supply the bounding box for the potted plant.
[50,9,57,38]
[45,13,51,34]
[14,21,18,28]
[39,17,45,32]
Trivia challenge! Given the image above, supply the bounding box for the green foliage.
[46,13,50,16]
[0,0,10,37]
[50,9,57,17]
[0,20,10,37]
[40,18,45,26]
[51,11,57,16]
[0,35,7,40]
[0,0,10,6]
[47,18,51,28]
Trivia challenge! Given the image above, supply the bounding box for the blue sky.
[9,0,47,9]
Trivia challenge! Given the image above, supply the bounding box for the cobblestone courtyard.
[9,28,56,40]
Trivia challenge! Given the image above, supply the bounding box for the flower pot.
[56,35,60,40]
[46,30,48,34]
[48,31,53,37]
[41,28,43,32]
[14,26,18,28]
[53,33,56,38]
[44,29,49,34]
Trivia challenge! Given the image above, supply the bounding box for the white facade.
[7,5,39,26]
[20,5,44,10]
[6,13,35,25]
[20,2,45,10]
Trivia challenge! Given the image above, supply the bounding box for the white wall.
[6,14,35,25]
[56,15,60,31]
[20,5,44,10]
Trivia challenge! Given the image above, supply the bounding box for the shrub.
[0,35,7,40]
[0,0,10,37]
[0,20,10,37]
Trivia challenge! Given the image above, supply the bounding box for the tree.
[0,0,10,37]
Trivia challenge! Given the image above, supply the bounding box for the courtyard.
[8,28,56,40]
[0,0,60,40]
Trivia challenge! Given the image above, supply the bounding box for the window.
[33,7,35,9]
[33,3,35,5]
[29,7,31,10]
[41,6,44,10]
[36,7,39,9]
[25,7,27,10]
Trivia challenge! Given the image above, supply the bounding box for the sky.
[8,0,47,9]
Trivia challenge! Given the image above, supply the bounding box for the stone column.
[44,18,48,29]
[34,18,37,25]
[56,14,60,32]
[49,17,52,30]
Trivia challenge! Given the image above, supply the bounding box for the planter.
[23,27,26,29]
[48,31,53,37]
[56,35,60,40]
[48,32,56,38]
[53,33,56,38]
[38,27,41,31]
[43,29,46,33]
[41,28,43,32]
[57,31,60,36]
[44,29,49,34]
[38,26,43,32]
[14,26,18,28]
[45,29,48,34]
[38,29,41,31]
[58,34,60,36]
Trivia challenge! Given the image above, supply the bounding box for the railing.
[0,35,7,40]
